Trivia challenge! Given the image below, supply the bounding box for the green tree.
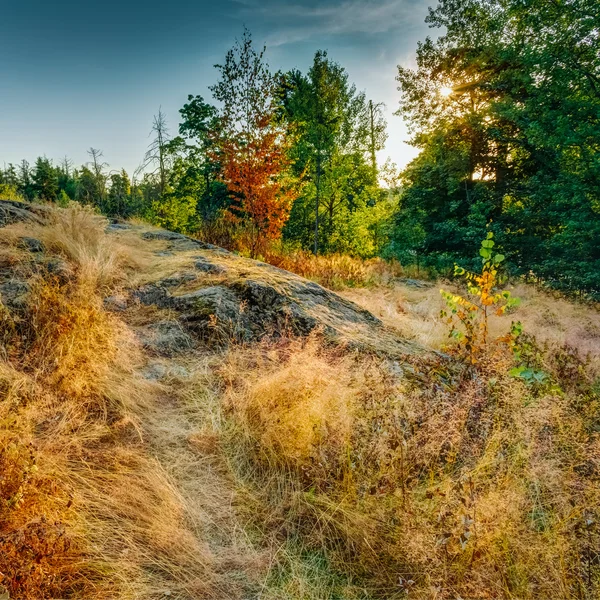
[394,0,600,294]
[107,170,132,217]
[32,157,59,201]
[281,51,387,256]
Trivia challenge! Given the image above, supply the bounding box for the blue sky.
[0,0,435,175]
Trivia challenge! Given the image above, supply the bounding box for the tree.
[18,160,35,201]
[210,29,295,257]
[366,100,387,179]
[32,157,59,201]
[394,0,600,294]
[171,95,229,226]
[86,148,108,208]
[107,170,131,217]
[144,108,171,196]
[281,51,386,256]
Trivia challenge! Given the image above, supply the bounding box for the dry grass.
[219,321,600,598]
[3,203,599,599]
[261,246,409,290]
[0,205,217,599]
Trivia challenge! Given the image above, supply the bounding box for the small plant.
[440,231,519,363]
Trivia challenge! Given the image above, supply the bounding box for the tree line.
[394,0,600,296]
[1,30,395,260]
[1,0,598,297]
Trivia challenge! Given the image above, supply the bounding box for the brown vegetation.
[2,204,599,599]
[0,206,217,599]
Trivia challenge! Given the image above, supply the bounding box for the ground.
[1,201,599,599]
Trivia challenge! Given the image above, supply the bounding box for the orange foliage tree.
[211,29,296,258]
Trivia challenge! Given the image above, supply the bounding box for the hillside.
[1,201,599,599]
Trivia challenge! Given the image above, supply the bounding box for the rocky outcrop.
[0,202,427,359]
[119,225,425,357]
[0,200,49,227]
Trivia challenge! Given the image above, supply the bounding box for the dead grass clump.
[35,204,120,289]
[0,433,83,599]
[21,277,121,404]
[220,330,600,598]
[262,246,404,290]
[222,336,357,470]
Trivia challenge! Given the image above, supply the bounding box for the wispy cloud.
[233,0,429,46]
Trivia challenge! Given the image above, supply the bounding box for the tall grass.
[220,330,600,598]
[260,245,409,290]
[0,205,214,598]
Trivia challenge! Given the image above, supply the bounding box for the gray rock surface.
[104,295,128,311]
[136,320,195,357]
[0,200,49,227]
[194,257,227,275]
[0,280,30,309]
[126,227,424,356]
[19,237,45,253]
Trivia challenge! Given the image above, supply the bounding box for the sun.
[440,86,453,97]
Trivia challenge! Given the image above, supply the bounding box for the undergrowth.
[219,234,600,600]
[259,245,415,290]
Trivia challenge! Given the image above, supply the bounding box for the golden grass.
[260,246,407,290]
[3,203,599,599]
[219,325,600,598]
[0,205,217,599]
[341,280,600,368]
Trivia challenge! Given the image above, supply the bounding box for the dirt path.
[132,348,269,600]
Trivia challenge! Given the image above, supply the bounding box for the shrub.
[440,231,519,363]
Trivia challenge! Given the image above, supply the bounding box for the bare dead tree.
[143,107,171,196]
[87,147,108,203]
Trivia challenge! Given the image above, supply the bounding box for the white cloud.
[233,0,429,46]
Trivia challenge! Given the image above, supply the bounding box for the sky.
[0,0,436,176]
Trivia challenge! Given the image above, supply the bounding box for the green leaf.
[480,248,491,258]
[481,239,495,249]
[509,366,526,377]
[494,254,505,263]
[487,231,494,239]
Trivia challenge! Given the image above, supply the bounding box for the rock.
[141,230,231,253]
[105,222,132,232]
[137,321,194,357]
[104,295,128,311]
[172,286,243,322]
[133,284,172,308]
[142,362,190,381]
[130,225,427,357]
[194,257,227,275]
[160,272,198,288]
[142,230,193,242]
[154,250,175,257]
[43,258,73,283]
[0,280,30,309]
[0,199,49,227]
[400,278,432,289]
[19,237,45,253]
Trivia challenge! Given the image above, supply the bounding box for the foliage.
[221,330,600,598]
[146,194,198,234]
[210,29,296,257]
[394,0,600,297]
[0,183,25,202]
[280,51,387,255]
